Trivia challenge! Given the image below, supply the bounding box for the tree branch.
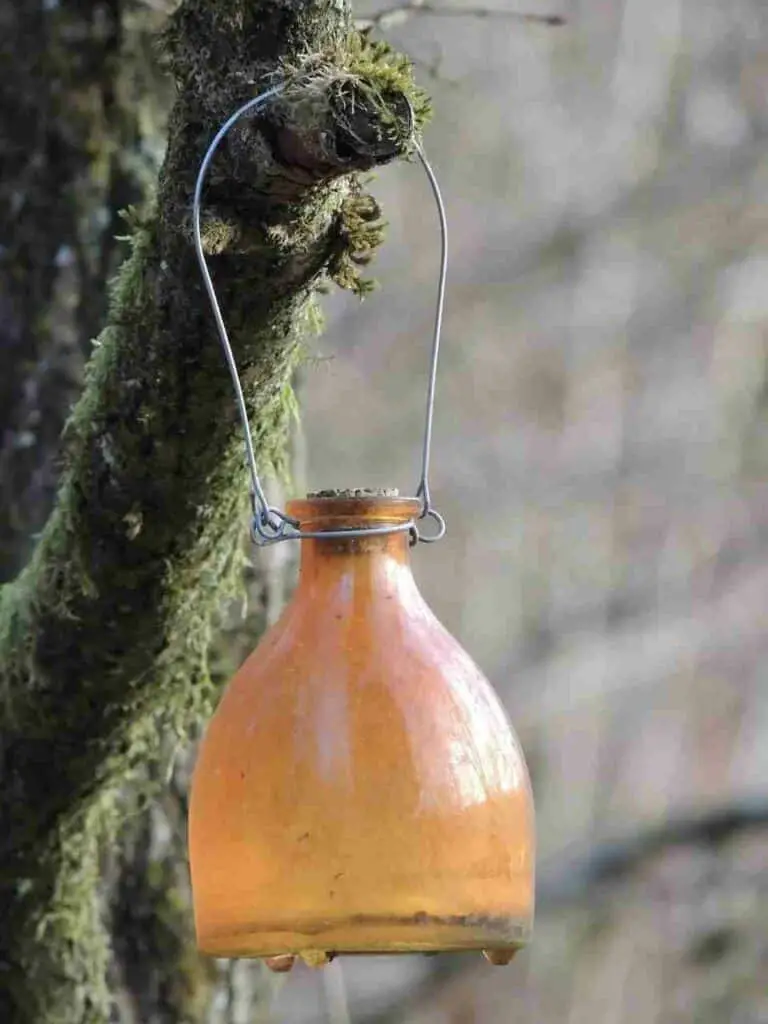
[0,3,428,1021]
[537,799,768,908]
[356,3,565,33]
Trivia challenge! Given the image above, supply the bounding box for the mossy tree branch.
[0,2,428,1021]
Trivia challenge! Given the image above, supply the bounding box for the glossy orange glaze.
[189,495,534,961]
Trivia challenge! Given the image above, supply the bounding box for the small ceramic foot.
[482,949,517,966]
[264,955,296,973]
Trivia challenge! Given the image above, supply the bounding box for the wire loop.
[193,79,448,545]
[412,508,447,545]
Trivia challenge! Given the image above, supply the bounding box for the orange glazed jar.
[189,492,534,966]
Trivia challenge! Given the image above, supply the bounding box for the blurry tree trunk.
[0,0,169,583]
[0,1,425,1021]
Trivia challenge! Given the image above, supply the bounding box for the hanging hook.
[193,78,449,545]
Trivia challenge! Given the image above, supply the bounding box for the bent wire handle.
[193,81,448,545]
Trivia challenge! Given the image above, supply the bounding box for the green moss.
[279,29,432,141]
[329,187,387,295]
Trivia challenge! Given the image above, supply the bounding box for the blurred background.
[2,0,767,1020]
[285,0,768,1018]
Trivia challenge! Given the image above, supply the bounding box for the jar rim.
[286,493,421,530]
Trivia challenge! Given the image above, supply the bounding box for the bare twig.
[356,3,565,32]
[137,0,566,27]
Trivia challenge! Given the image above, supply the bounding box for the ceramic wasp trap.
[188,84,535,971]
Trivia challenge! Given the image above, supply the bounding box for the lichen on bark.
[0,2,430,1021]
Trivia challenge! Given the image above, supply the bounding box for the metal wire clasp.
[193,80,448,546]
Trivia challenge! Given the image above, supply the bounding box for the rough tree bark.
[0,0,169,583]
[0,2,428,1021]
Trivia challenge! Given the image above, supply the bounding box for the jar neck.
[286,494,420,584]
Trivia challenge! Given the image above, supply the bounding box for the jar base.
[197,913,532,960]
